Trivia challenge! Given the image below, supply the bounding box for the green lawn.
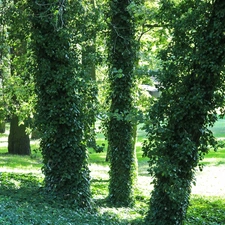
[210,118,225,138]
[202,148,225,166]
[0,120,225,224]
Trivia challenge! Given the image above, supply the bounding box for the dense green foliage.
[143,0,225,224]
[0,173,129,225]
[2,0,34,155]
[80,0,101,152]
[2,0,225,222]
[1,0,35,120]
[28,0,91,207]
[106,0,138,206]
[0,0,7,125]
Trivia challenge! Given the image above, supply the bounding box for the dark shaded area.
[8,116,30,155]
[0,122,5,133]
[0,173,130,225]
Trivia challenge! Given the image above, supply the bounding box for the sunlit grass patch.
[89,149,108,164]
[202,148,225,166]
[210,118,225,138]
[90,163,109,180]
[0,150,42,172]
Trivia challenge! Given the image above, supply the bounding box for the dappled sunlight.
[192,166,225,197]
[137,176,153,196]
[0,153,42,170]
[202,157,225,166]
[0,167,42,175]
[89,152,108,162]
[89,163,109,181]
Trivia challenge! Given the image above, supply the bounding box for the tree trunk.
[0,122,5,133]
[107,0,137,206]
[144,0,225,224]
[8,115,30,155]
[29,0,91,207]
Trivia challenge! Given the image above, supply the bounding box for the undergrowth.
[0,173,225,225]
[0,121,225,224]
[0,173,129,225]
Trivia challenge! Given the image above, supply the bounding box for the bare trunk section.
[8,115,30,155]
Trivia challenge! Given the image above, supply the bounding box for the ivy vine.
[143,0,225,224]
[29,0,92,208]
[106,0,138,206]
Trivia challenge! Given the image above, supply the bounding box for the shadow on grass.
[91,178,109,207]
[216,161,225,166]
[1,173,224,225]
[0,173,132,225]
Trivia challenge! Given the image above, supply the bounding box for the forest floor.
[89,163,225,198]
[1,122,225,224]
[1,126,225,198]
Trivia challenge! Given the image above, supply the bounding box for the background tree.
[106,0,138,206]
[143,0,225,224]
[2,0,34,155]
[29,0,91,207]
[0,0,7,133]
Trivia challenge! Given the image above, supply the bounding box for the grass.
[0,121,225,224]
[0,173,129,225]
[210,118,225,138]
[186,196,225,225]
[201,148,225,166]
[0,142,42,173]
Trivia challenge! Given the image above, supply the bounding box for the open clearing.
[1,131,225,199]
[89,163,225,198]
[1,119,225,199]
[192,165,225,197]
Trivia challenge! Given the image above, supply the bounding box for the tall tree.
[29,0,91,207]
[8,116,30,155]
[5,0,33,155]
[0,0,7,133]
[107,0,137,206]
[143,0,225,224]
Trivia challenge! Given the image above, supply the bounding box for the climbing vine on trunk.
[29,0,91,207]
[106,0,138,206]
[143,0,225,224]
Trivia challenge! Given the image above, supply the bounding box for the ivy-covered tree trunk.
[107,0,137,206]
[29,0,91,207]
[8,115,30,155]
[143,0,225,224]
